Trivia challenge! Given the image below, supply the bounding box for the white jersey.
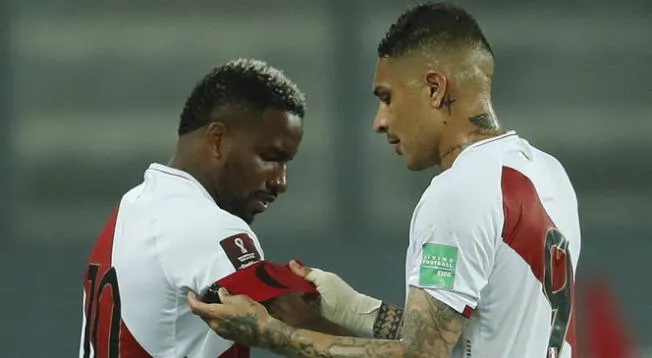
[405,131,580,358]
[78,164,264,358]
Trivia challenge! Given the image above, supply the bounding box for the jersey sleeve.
[406,177,501,316]
[157,208,265,294]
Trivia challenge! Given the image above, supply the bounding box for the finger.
[218,287,233,303]
[187,291,220,317]
[289,260,312,278]
[187,291,202,310]
[218,287,231,297]
[304,267,325,284]
[218,288,256,306]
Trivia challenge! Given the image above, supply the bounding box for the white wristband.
[306,268,382,337]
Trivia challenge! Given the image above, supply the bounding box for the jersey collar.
[147,163,215,202]
[451,130,518,166]
[466,130,517,151]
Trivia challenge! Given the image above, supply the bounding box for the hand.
[187,288,272,347]
[264,292,322,328]
[288,260,382,336]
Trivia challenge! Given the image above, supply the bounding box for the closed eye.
[261,150,292,163]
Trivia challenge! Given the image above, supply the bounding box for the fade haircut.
[377,2,493,59]
[178,58,306,135]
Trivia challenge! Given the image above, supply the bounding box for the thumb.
[187,291,202,311]
[187,291,215,317]
[289,260,312,278]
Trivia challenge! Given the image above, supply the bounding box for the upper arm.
[158,208,264,292]
[406,176,500,317]
[400,286,466,358]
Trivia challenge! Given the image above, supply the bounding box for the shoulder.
[414,160,503,229]
[156,202,264,283]
[165,202,258,245]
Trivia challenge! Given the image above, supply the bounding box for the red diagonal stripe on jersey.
[501,167,577,358]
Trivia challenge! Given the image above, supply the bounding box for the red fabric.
[584,281,635,358]
[218,343,249,358]
[215,260,317,303]
[83,207,153,357]
[501,167,577,356]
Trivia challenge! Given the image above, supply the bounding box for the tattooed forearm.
[218,313,262,347]
[213,289,463,358]
[255,290,464,358]
[299,317,357,337]
[261,319,402,358]
[468,113,495,130]
[373,302,404,339]
[400,288,466,358]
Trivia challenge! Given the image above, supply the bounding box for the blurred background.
[0,0,650,357]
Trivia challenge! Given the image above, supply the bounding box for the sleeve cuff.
[408,284,477,318]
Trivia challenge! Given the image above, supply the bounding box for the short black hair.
[178,58,306,135]
[377,2,493,59]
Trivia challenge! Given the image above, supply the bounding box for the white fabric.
[305,268,382,337]
[405,132,580,358]
[78,163,264,358]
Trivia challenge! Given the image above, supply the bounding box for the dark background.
[1,0,650,356]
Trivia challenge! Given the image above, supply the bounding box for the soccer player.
[186,3,581,358]
[78,59,347,358]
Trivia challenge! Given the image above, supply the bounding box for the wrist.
[334,292,382,337]
[260,317,292,349]
[303,268,382,336]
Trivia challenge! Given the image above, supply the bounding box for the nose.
[372,106,388,134]
[267,163,288,194]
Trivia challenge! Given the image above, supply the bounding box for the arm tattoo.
[372,302,404,339]
[400,288,466,358]
[299,317,357,337]
[468,113,495,130]
[219,313,262,347]
[261,320,401,358]
[255,288,465,358]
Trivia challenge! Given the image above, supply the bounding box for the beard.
[213,159,256,224]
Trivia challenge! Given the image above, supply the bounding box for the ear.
[425,71,448,109]
[205,122,228,159]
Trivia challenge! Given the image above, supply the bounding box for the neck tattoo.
[439,115,507,164]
